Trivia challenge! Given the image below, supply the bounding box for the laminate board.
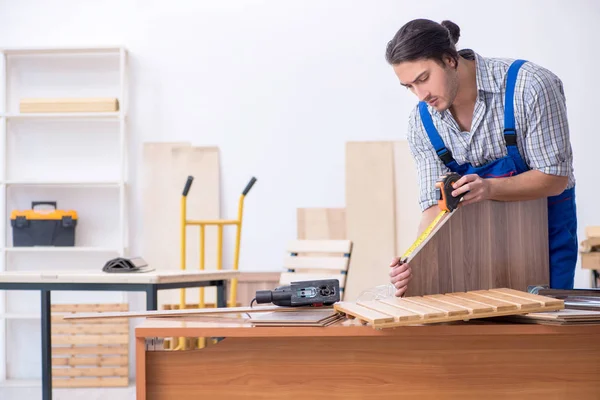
[405,198,549,296]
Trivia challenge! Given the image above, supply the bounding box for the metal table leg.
[146,285,158,310]
[216,280,226,308]
[41,289,52,400]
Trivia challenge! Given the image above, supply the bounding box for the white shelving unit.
[0,46,129,385]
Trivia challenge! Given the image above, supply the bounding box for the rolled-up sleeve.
[522,69,573,178]
[406,108,449,211]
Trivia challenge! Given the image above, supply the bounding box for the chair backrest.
[279,239,353,300]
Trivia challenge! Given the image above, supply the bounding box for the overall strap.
[418,101,457,168]
[503,59,527,147]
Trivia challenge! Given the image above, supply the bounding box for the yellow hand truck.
[171,175,256,350]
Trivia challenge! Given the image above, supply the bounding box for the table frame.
[0,279,227,400]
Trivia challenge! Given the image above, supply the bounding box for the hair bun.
[441,20,460,45]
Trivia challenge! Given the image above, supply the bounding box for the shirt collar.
[469,50,502,94]
[429,49,501,119]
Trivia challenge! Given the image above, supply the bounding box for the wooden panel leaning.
[334,288,564,329]
[405,197,549,296]
[51,303,129,388]
[279,239,352,299]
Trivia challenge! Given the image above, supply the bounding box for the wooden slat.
[53,346,128,355]
[286,239,352,254]
[333,289,564,329]
[402,296,469,317]
[52,315,128,324]
[51,303,129,313]
[469,290,541,310]
[52,355,128,367]
[489,288,564,307]
[283,256,349,271]
[445,292,518,312]
[333,302,395,325]
[356,300,421,322]
[426,294,495,314]
[52,324,128,334]
[278,272,346,287]
[379,298,446,319]
[52,334,129,345]
[52,367,128,377]
[52,377,129,388]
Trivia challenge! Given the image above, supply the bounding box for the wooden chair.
[279,239,353,300]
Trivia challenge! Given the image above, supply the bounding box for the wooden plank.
[406,197,549,296]
[285,240,351,254]
[378,297,446,319]
[52,324,128,334]
[52,334,129,345]
[283,256,349,271]
[52,355,128,367]
[52,367,128,377]
[490,288,564,307]
[392,140,422,264]
[333,288,564,329]
[356,300,421,322]
[52,377,129,388]
[470,290,542,310]
[51,304,128,313]
[445,292,518,312]
[402,296,469,316]
[52,346,128,355]
[344,141,396,301]
[333,302,395,325]
[142,143,221,309]
[297,208,346,240]
[20,97,119,113]
[63,305,331,320]
[426,294,494,314]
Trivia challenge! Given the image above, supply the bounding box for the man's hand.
[389,257,412,297]
[450,173,492,206]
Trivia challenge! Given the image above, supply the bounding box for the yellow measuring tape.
[400,209,448,262]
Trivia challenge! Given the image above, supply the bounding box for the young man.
[385,19,577,297]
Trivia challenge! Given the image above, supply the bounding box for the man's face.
[393,56,458,112]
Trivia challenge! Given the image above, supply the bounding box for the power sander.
[253,279,340,307]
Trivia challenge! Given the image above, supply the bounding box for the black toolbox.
[10,201,78,246]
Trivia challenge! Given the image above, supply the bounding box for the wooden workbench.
[135,316,600,399]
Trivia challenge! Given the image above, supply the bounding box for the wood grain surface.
[143,333,600,399]
[406,197,549,296]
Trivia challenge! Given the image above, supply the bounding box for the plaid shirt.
[407,49,576,211]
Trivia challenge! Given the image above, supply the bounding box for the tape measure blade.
[401,210,446,260]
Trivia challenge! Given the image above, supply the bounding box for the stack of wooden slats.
[51,303,129,388]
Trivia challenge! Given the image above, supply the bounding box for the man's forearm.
[488,170,568,201]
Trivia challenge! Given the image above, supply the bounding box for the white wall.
[0,0,598,289]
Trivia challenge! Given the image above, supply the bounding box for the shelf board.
[3,247,121,253]
[0,46,125,55]
[3,180,122,187]
[0,112,122,119]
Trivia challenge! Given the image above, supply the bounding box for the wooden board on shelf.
[19,98,119,113]
[51,303,129,388]
[333,288,564,329]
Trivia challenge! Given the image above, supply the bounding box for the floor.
[0,384,135,400]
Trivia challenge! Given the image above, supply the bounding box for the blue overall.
[418,59,577,289]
